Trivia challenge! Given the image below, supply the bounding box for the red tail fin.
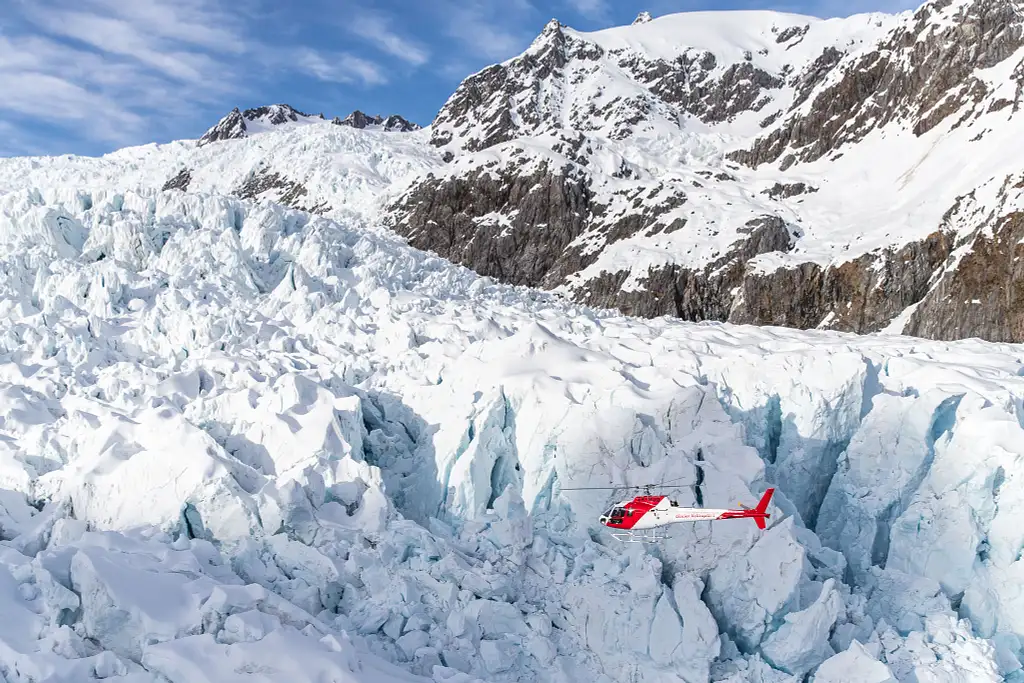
[755,488,775,514]
[752,488,774,530]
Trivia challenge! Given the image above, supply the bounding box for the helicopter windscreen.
[602,507,629,520]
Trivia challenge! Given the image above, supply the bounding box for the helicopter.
[563,472,775,543]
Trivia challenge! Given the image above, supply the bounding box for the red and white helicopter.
[566,480,776,543]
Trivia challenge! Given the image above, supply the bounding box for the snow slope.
[1,166,1023,682]
[2,0,1021,340]
[382,0,1024,340]
[0,121,442,229]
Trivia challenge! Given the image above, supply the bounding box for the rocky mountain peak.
[245,103,323,125]
[539,18,564,37]
[633,11,653,25]
[333,110,421,132]
[197,103,324,146]
[428,10,822,156]
[198,104,418,147]
[197,107,247,146]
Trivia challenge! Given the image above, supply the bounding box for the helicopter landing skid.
[610,528,669,543]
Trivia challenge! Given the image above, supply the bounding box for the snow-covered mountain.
[12,0,1024,343]
[385,0,1024,343]
[198,104,420,146]
[3,1,1024,681]
[337,110,422,133]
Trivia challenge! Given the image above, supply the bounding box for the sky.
[0,0,921,158]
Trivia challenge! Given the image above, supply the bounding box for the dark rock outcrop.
[334,111,420,132]
[761,182,818,200]
[234,169,329,215]
[569,216,797,320]
[198,104,321,146]
[905,179,1024,341]
[161,168,192,192]
[198,108,247,146]
[198,104,416,146]
[730,231,951,332]
[387,160,593,287]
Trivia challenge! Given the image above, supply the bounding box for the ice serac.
[886,396,1024,639]
[816,389,963,582]
[705,517,808,652]
[760,578,841,676]
[708,349,865,529]
[814,641,896,683]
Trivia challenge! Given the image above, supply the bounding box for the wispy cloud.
[441,0,537,61]
[0,0,391,154]
[349,12,430,66]
[294,49,389,86]
[565,0,611,20]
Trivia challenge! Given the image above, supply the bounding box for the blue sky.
[0,0,919,157]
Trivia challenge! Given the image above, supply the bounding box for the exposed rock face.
[198,108,247,146]
[334,111,421,132]
[244,104,322,125]
[387,158,592,288]
[906,214,1024,342]
[568,217,797,320]
[729,231,952,332]
[198,105,417,146]
[761,182,818,200]
[234,169,329,215]
[730,0,1024,169]
[905,178,1024,341]
[161,168,192,192]
[198,104,324,146]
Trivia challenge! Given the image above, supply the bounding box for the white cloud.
[565,0,610,19]
[294,49,389,86]
[87,0,247,52]
[442,0,535,61]
[0,0,389,152]
[349,13,430,66]
[36,10,216,82]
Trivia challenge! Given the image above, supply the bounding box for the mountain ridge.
[4,0,1024,342]
[383,0,1024,342]
[197,103,421,146]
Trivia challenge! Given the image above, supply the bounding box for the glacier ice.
[0,168,1022,683]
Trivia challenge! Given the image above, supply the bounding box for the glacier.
[1,115,1023,682]
[0,180,1021,683]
